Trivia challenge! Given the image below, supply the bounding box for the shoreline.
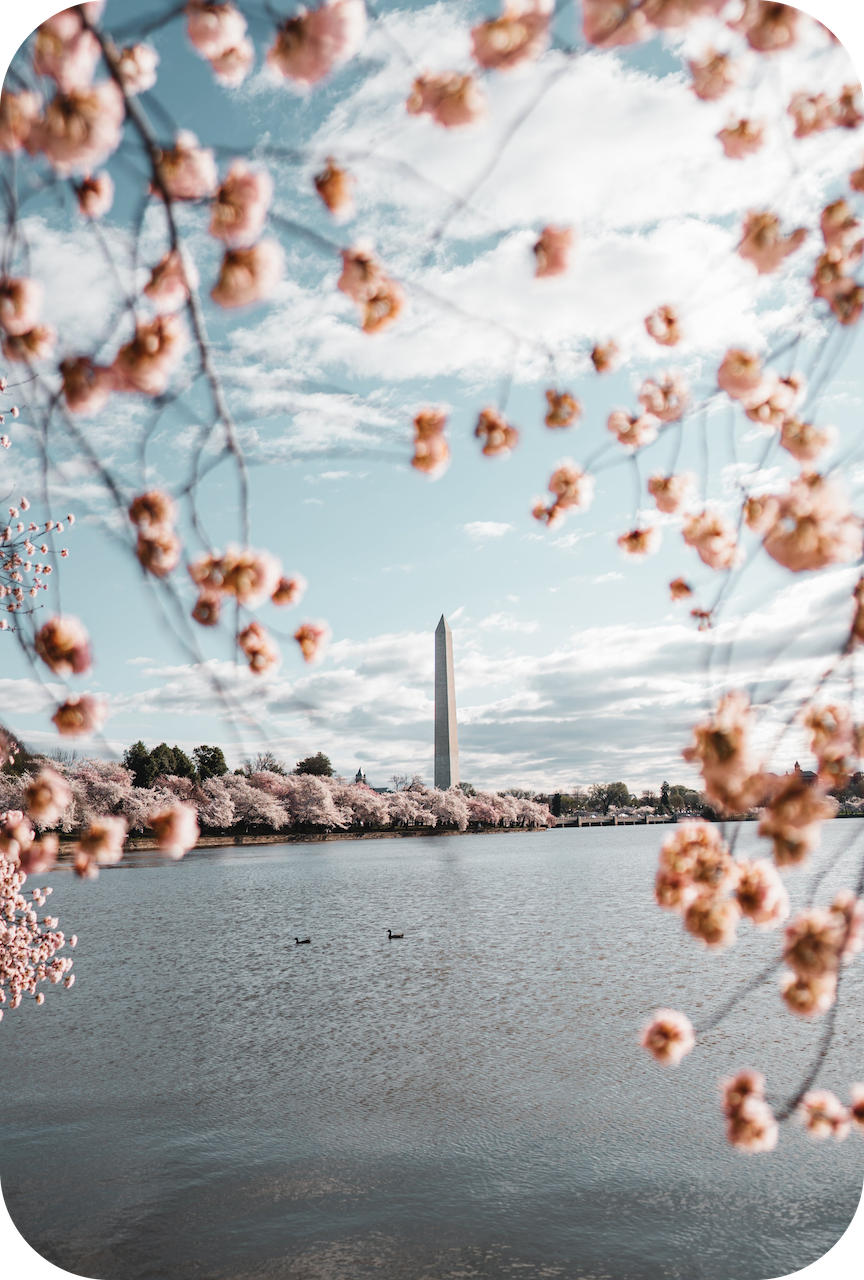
[54,824,551,854]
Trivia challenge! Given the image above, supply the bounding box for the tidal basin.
[1,826,862,1280]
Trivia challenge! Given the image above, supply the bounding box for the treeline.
[121,742,335,787]
[0,754,551,836]
[555,781,705,816]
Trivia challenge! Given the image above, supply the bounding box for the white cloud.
[463,521,514,539]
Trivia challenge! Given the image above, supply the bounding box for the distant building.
[354,767,367,785]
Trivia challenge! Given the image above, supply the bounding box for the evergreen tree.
[193,745,228,780]
[150,742,177,778]
[294,751,334,777]
[170,745,197,780]
[124,741,157,789]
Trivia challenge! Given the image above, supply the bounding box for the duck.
[295,937,311,945]
[387,929,404,939]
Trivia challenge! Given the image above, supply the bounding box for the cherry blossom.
[835,84,864,130]
[272,574,307,606]
[644,305,680,346]
[34,615,92,676]
[115,42,160,95]
[734,858,789,929]
[811,248,859,304]
[211,39,255,86]
[682,509,738,571]
[149,803,200,858]
[591,341,620,373]
[638,372,688,422]
[153,131,218,201]
[239,620,281,674]
[76,171,114,218]
[544,390,581,428]
[618,527,660,558]
[683,692,762,814]
[744,373,805,431]
[144,249,195,314]
[0,277,43,337]
[689,50,737,102]
[186,1,247,61]
[789,92,837,139]
[190,545,282,608]
[829,280,864,326]
[111,314,188,396]
[74,814,127,875]
[26,81,125,175]
[781,969,837,1019]
[360,279,405,334]
[128,490,176,534]
[733,1,799,54]
[758,773,836,867]
[804,704,858,790]
[738,212,807,275]
[640,1008,695,1065]
[266,1,367,87]
[211,241,284,309]
[25,769,71,826]
[821,199,862,254]
[799,1090,851,1142]
[583,0,652,48]
[762,473,861,574]
[783,907,845,982]
[656,821,737,909]
[51,694,106,737]
[548,462,594,512]
[533,225,574,278]
[314,158,355,218]
[607,410,659,451]
[780,417,832,463]
[33,13,101,94]
[294,620,330,663]
[830,889,864,964]
[411,409,450,477]
[721,1071,778,1153]
[337,245,385,303]
[0,90,42,153]
[718,119,764,159]
[1,325,56,364]
[191,593,220,626]
[210,161,273,246]
[406,73,487,128]
[717,348,765,402]
[475,407,519,457]
[471,3,551,71]
[137,529,181,578]
[59,356,112,414]
[849,1084,864,1131]
[669,577,692,601]
[648,473,693,515]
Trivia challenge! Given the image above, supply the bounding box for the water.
[1,825,863,1280]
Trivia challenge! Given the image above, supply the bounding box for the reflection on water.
[1,825,862,1279]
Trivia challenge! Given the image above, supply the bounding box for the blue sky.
[2,0,864,795]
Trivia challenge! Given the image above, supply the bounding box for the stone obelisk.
[434,614,459,789]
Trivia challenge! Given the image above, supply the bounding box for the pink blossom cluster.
[533,461,594,529]
[475,407,519,458]
[682,691,763,814]
[544,390,581,429]
[1,497,71,622]
[789,85,863,139]
[0,848,74,1023]
[721,1071,778,1152]
[337,245,404,334]
[0,274,55,365]
[5,8,126,178]
[411,409,450,478]
[780,891,864,1019]
[186,1,254,87]
[129,489,181,579]
[267,0,367,88]
[810,199,864,326]
[314,157,355,219]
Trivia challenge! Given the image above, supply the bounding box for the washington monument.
[434,615,460,789]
